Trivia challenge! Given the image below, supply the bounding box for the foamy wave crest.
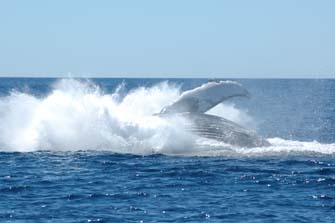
[191,138,335,157]
[0,79,334,156]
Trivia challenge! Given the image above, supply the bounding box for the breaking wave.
[0,79,334,156]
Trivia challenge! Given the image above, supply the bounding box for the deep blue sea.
[0,78,334,222]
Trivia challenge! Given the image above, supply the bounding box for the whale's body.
[159,80,270,148]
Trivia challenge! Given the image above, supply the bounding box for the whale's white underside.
[160,80,249,114]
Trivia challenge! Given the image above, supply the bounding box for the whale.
[158,80,270,148]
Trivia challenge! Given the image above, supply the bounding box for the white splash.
[206,103,256,129]
[0,79,193,153]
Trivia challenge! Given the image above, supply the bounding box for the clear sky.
[0,0,334,78]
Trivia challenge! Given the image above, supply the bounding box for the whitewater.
[0,78,334,156]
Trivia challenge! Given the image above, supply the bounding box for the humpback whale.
[158,81,270,148]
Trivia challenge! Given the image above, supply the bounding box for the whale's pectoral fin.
[160,97,199,114]
[160,81,249,114]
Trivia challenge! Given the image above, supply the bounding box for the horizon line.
[0,73,334,79]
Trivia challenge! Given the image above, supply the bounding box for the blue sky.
[0,0,334,78]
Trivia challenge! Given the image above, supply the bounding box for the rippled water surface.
[0,78,334,222]
[1,152,335,222]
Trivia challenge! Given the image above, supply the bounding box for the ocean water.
[0,78,334,222]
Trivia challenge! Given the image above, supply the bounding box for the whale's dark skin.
[159,112,270,148]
